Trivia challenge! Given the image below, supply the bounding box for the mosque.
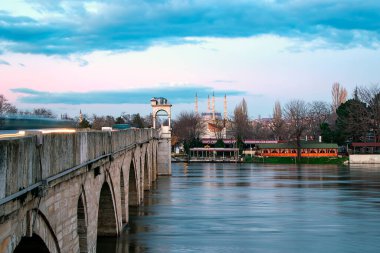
[189,93,240,161]
[194,92,232,140]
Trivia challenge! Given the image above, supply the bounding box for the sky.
[1,0,380,119]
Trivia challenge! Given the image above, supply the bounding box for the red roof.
[352,142,380,147]
[190,148,239,151]
[201,138,279,145]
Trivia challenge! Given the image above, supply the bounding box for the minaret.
[207,95,211,113]
[195,93,198,115]
[79,109,83,123]
[224,94,227,120]
[212,92,215,120]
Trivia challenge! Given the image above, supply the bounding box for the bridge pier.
[151,97,172,176]
[156,126,172,176]
[0,129,164,253]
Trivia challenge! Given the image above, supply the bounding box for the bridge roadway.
[0,128,169,253]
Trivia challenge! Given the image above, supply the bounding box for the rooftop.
[257,142,338,149]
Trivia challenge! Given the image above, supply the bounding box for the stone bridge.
[0,128,169,253]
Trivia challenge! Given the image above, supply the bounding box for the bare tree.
[208,118,225,140]
[356,85,379,104]
[91,115,115,130]
[172,111,204,147]
[32,108,55,118]
[357,84,380,142]
[284,100,310,160]
[252,120,272,139]
[144,113,153,128]
[271,101,284,140]
[331,82,347,113]
[308,101,331,140]
[0,94,17,127]
[0,94,17,115]
[233,98,252,140]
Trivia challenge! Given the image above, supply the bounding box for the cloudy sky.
[1,0,380,118]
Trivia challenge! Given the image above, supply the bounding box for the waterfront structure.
[151,97,172,130]
[256,142,338,157]
[189,147,239,162]
[0,128,164,253]
[151,97,172,175]
[0,98,173,253]
[351,142,380,154]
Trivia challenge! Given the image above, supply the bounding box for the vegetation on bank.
[244,155,349,165]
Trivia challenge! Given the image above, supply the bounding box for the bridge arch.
[77,191,88,253]
[128,159,138,207]
[120,167,127,224]
[151,97,172,129]
[13,209,60,253]
[97,182,118,237]
[154,109,170,127]
[14,233,50,253]
[143,148,150,190]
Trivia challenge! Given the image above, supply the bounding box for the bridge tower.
[151,97,172,175]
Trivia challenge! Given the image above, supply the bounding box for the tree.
[172,111,204,154]
[131,113,145,128]
[115,116,126,124]
[252,119,272,140]
[32,108,55,118]
[78,118,91,128]
[208,118,225,140]
[233,98,252,140]
[91,115,115,130]
[331,82,347,113]
[214,139,225,148]
[0,94,17,127]
[357,85,380,142]
[308,101,331,140]
[370,93,380,142]
[320,122,334,143]
[0,94,17,115]
[336,99,370,144]
[284,100,310,160]
[143,113,153,128]
[271,101,285,140]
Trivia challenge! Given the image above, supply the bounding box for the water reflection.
[98,163,380,253]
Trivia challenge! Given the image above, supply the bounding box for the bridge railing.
[0,128,158,202]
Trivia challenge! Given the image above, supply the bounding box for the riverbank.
[244,156,349,165]
[172,154,349,165]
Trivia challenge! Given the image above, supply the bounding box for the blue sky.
[1,0,380,118]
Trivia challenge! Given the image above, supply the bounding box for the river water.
[97,163,380,253]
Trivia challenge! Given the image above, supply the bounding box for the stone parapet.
[0,128,158,200]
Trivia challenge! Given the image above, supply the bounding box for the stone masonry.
[0,129,160,253]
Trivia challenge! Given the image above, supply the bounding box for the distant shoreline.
[244,156,349,165]
[172,155,349,165]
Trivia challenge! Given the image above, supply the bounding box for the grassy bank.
[244,156,348,165]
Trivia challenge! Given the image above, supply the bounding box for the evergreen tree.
[78,118,91,128]
[336,99,370,143]
[131,113,145,128]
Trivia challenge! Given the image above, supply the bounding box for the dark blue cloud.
[1,0,380,55]
[11,86,245,105]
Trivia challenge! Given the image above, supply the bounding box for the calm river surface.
[98,163,380,253]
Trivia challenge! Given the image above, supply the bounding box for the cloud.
[0,59,10,65]
[0,0,379,55]
[11,85,245,105]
